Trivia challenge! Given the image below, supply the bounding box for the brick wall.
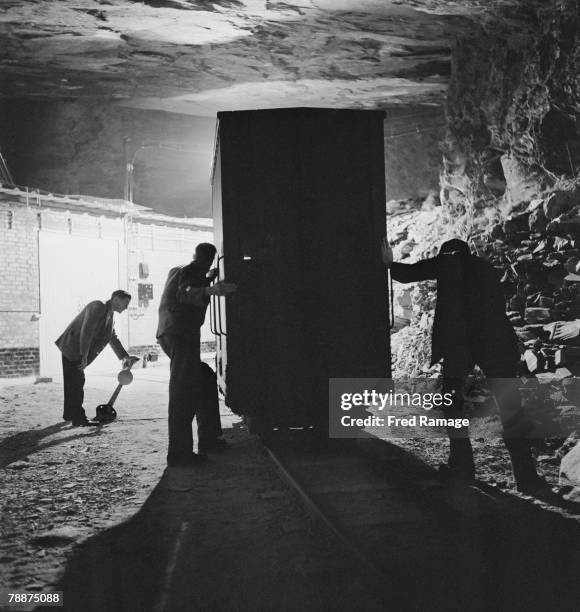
[0,348,40,377]
[0,202,40,356]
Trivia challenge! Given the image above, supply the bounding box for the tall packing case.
[211,108,390,432]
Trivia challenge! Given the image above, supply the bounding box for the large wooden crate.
[211,108,390,432]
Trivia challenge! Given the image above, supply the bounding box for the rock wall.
[444,0,580,210]
[385,106,445,201]
[0,99,443,215]
[0,100,215,218]
[388,1,580,450]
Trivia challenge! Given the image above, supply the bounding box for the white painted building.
[0,185,214,378]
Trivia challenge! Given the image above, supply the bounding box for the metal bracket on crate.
[388,269,395,329]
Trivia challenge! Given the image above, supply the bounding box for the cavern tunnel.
[1,1,580,611]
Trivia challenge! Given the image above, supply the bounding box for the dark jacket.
[391,253,519,368]
[55,300,128,365]
[157,261,211,338]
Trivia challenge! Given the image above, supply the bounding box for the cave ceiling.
[0,0,508,116]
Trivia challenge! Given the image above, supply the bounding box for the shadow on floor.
[42,434,580,612]
[0,423,101,468]
[357,434,580,610]
[51,476,184,612]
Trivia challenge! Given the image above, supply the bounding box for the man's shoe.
[516,476,557,499]
[62,414,72,422]
[198,438,228,454]
[167,452,208,468]
[439,438,476,484]
[438,464,476,485]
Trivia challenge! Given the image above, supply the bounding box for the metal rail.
[263,444,388,585]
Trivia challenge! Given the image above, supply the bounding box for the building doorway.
[38,232,123,380]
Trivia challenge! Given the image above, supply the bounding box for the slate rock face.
[0,0,497,211]
[0,0,476,111]
[501,156,545,207]
[545,190,580,220]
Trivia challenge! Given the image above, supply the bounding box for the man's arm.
[109,331,139,368]
[177,285,207,306]
[177,283,236,306]
[176,263,236,305]
[176,264,211,306]
[382,237,437,283]
[109,330,130,361]
[390,260,438,283]
[78,302,104,368]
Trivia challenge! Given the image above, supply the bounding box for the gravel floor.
[1,359,579,610]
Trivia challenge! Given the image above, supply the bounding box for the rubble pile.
[478,181,580,431]
[387,197,440,378]
[482,185,580,368]
[389,185,580,446]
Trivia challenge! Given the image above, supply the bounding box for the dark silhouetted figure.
[156,243,236,467]
[383,238,550,495]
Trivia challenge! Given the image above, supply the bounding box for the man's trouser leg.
[197,362,222,448]
[441,362,475,481]
[62,355,85,422]
[159,332,201,463]
[484,362,541,490]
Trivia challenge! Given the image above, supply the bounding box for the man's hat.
[439,239,471,256]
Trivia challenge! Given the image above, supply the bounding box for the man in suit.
[157,243,236,467]
[56,290,138,426]
[382,237,551,496]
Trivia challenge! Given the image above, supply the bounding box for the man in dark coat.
[383,238,550,494]
[56,290,138,426]
[157,243,236,467]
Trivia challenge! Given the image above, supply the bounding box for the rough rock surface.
[443,0,580,204]
[0,0,527,114]
[0,98,445,216]
[387,0,580,460]
[0,100,217,216]
[0,0,550,214]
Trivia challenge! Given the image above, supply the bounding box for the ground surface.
[0,360,389,611]
[1,359,579,611]
[0,360,175,599]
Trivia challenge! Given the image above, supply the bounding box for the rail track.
[264,440,389,584]
[262,431,580,611]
